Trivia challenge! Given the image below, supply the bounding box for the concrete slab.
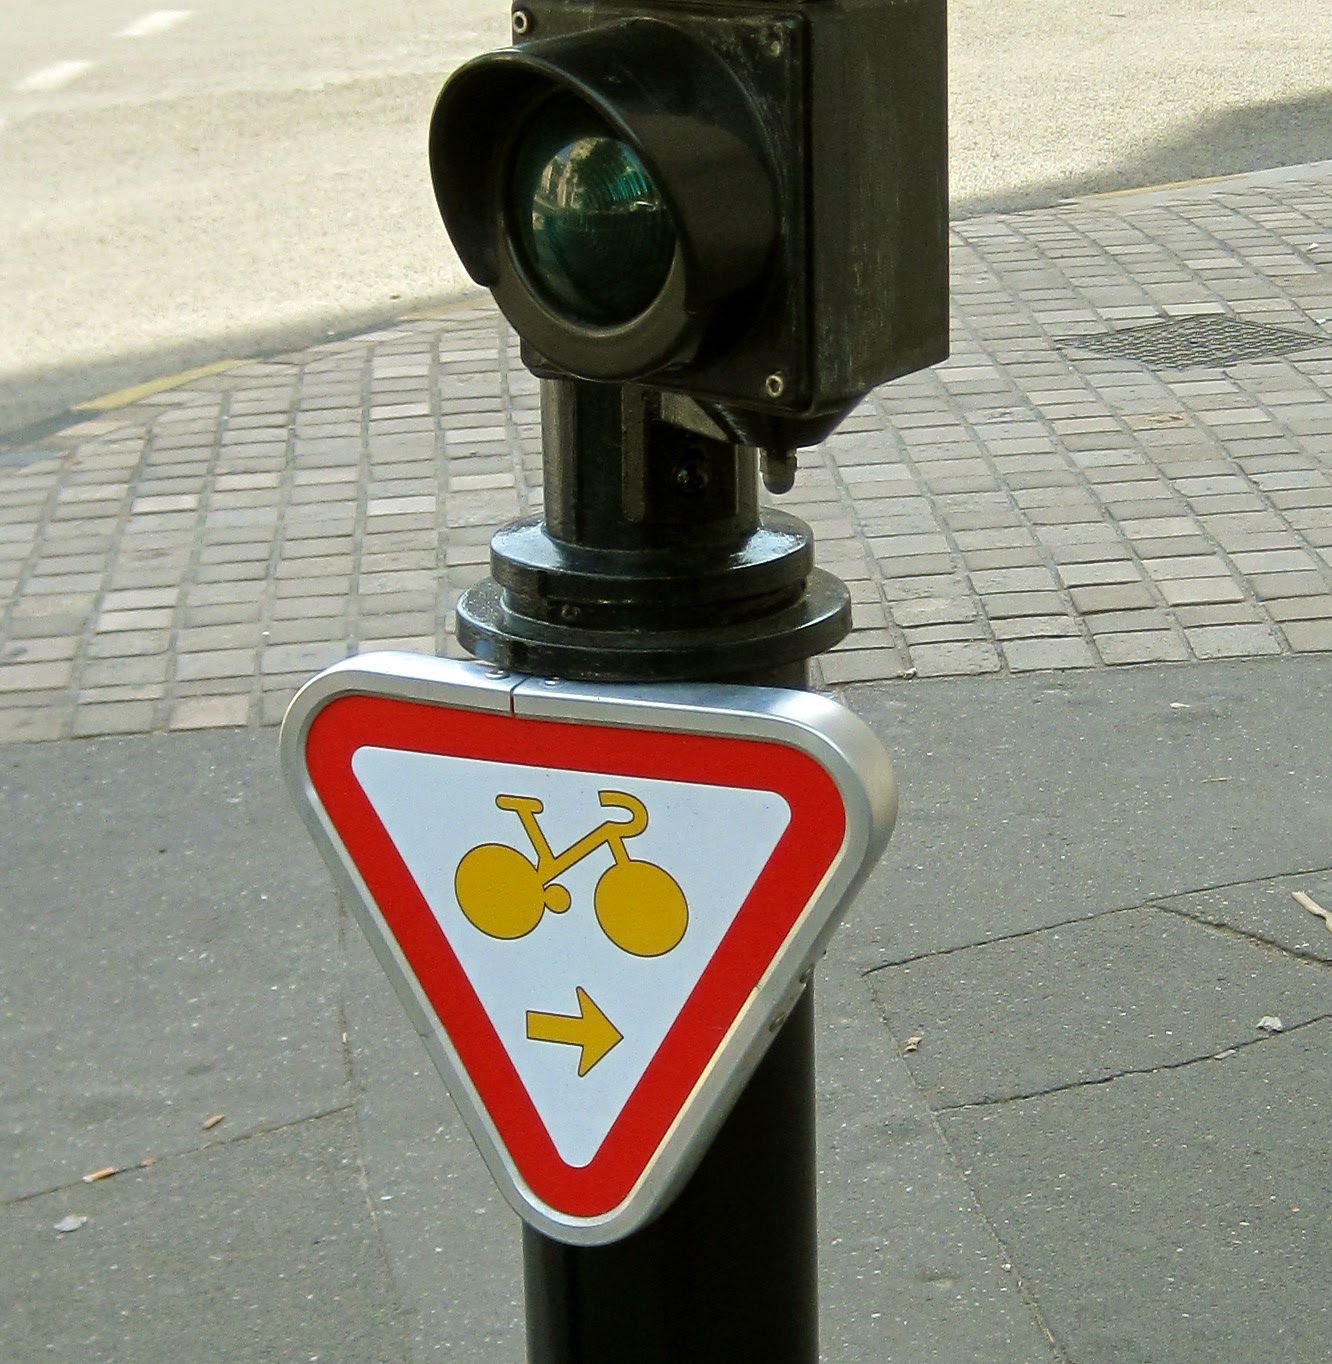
[1156,868,1332,966]
[0,1109,410,1364]
[815,954,1060,1364]
[339,914,526,1363]
[2,656,1328,1359]
[871,906,1331,1108]
[338,922,1067,1364]
[843,657,1332,964]
[0,732,350,1200]
[939,1021,1331,1363]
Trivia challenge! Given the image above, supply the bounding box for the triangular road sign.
[281,653,896,1244]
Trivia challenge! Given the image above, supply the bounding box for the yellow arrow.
[526,988,623,1076]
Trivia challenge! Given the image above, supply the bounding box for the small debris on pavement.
[904,1035,923,1054]
[54,1215,87,1234]
[1126,411,1191,431]
[82,1166,117,1183]
[1257,1016,1284,1033]
[1213,1048,1238,1060]
[202,1114,225,1131]
[1293,890,1332,931]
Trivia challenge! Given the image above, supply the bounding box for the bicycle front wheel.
[594,861,688,957]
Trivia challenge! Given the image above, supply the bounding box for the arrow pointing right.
[526,987,623,1076]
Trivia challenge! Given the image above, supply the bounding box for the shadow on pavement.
[0,290,485,449]
[953,91,1332,218]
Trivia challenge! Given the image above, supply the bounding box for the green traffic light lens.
[508,101,676,327]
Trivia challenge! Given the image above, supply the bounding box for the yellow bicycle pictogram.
[454,790,688,957]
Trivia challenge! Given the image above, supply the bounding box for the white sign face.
[351,747,792,1167]
[281,652,898,1244]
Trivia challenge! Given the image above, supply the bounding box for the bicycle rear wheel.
[455,843,547,939]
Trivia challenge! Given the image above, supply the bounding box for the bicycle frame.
[495,790,649,885]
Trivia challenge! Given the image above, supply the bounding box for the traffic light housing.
[430,0,947,452]
[425,6,946,1333]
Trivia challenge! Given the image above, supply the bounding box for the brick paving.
[1,162,1329,741]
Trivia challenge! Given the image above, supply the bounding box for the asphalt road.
[3,0,1330,437]
[1,0,507,436]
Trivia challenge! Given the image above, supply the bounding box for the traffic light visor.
[429,20,776,381]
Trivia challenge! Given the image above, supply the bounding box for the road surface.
[2,0,1328,435]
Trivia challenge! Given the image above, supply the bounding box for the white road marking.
[15,60,94,93]
[117,10,192,39]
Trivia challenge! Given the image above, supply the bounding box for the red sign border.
[305,692,847,1219]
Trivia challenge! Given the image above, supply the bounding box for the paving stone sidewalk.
[1,162,1330,742]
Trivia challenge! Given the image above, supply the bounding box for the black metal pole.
[524,988,817,1363]
[456,378,848,1363]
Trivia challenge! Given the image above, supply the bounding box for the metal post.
[456,379,849,684]
[524,988,817,1363]
[455,377,849,1362]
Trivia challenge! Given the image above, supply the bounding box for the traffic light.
[429,0,948,454]
[424,9,947,1345]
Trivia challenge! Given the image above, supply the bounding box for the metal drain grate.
[1058,315,1327,370]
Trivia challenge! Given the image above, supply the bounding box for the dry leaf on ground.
[1293,890,1332,931]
